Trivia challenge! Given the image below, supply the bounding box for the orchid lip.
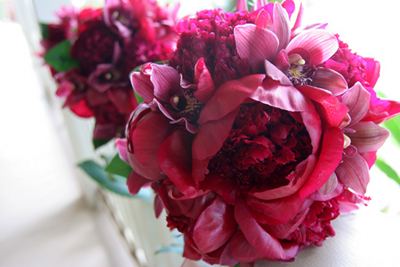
[170,89,204,122]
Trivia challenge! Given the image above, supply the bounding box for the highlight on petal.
[193,197,236,253]
[335,153,370,195]
[286,29,339,66]
[234,24,279,73]
[116,138,128,163]
[346,122,390,153]
[341,82,371,127]
[311,68,348,95]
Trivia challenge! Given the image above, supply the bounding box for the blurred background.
[1,0,400,266]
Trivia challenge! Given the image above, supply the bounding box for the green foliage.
[93,138,110,149]
[375,158,400,187]
[104,153,133,178]
[39,23,49,39]
[382,116,400,146]
[44,40,79,72]
[155,244,183,256]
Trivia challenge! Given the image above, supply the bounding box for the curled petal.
[264,60,292,86]
[286,29,338,66]
[311,68,348,95]
[234,24,279,73]
[193,58,216,104]
[342,82,371,127]
[336,153,370,195]
[126,170,150,195]
[130,64,155,104]
[346,122,390,153]
[364,58,380,88]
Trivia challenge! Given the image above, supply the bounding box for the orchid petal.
[234,24,279,73]
[286,29,338,66]
[273,49,290,71]
[158,128,198,197]
[236,0,247,12]
[234,197,286,260]
[151,64,181,102]
[311,68,348,95]
[364,58,380,88]
[193,197,236,253]
[56,82,74,98]
[130,64,155,104]
[198,74,265,124]
[264,60,292,86]
[273,3,290,52]
[341,82,371,127]
[336,153,370,195]
[116,138,128,163]
[255,9,272,29]
[292,3,303,33]
[282,0,295,19]
[317,172,338,197]
[126,170,150,195]
[346,122,390,153]
[299,127,344,198]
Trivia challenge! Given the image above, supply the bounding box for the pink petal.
[126,170,150,195]
[193,197,236,253]
[193,108,239,161]
[346,122,390,153]
[273,49,290,71]
[158,128,198,198]
[296,85,349,128]
[68,98,94,117]
[311,68,348,95]
[255,9,272,29]
[234,24,279,73]
[264,60,292,86]
[335,153,370,195]
[281,0,295,19]
[234,197,287,260]
[299,127,344,198]
[130,63,155,104]
[341,82,371,127]
[56,81,73,98]
[236,0,247,12]
[273,3,290,53]
[364,58,380,88]
[151,64,181,102]
[317,172,338,197]
[193,58,216,104]
[230,230,264,262]
[291,3,303,33]
[116,138,128,163]
[286,29,338,66]
[198,74,265,124]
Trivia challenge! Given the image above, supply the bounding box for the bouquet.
[108,0,400,265]
[40,0,179,145]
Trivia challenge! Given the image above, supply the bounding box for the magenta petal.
[236,0,247,12]
[116,138,128,163]
[234,197,286,260]
[311,68,348,95]
[299,127,344,198]
[193,197,236,253]
[126,170,150,195]
[336,153,370,195]
[151,64,181,102]
[158,129,198,198]
[286,29,338,66]
[342,82,371,127]
[193,108,239,161]
[264,60,292,86]
[273,3,290,52]
[193,58,216,104]
[234,24,279,73]
[255,9,272,29]
[346,122,390,153]
[282,0,295,19]
[198,74,265,124]
[201,172,237,205]
[230,230,264,262]
[273,49,290,71]
[364,58,380,88]
[56,81,73,98]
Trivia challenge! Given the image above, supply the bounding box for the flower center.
[170,89,204,122]
[208,103,312,191]
[287,58,316,86]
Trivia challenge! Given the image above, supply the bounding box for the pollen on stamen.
[105,72,113,80]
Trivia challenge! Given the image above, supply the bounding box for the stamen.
[105,72,113,80]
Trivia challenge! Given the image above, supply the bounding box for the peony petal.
[68,98,94,117]
[264,60,292,86]
[346,122,390,153]
[56,81,73,98]
[193,58,216,104]
[250,79,314,113]
[158,128,198,197]
[193,197,236,253]
[296,85,349,128]
[335,153,370,195]
[107,87,136,114]
[299,127,344,198]
[286,29,338,66]
[198,74,265,124]
[311,68,348,95]
[341,82,371,127]
[234,197,287,260]
[273,3,290,53]
[151,64,181,102]
[193,108,239,160]
[234,24,279,73]
[93,123,117,140]
[219,244,238,266]
[229,230,265,262]
[126,170,150,195]
[246,193,306,225]
[201,172,237,205]
[116,138,128,163]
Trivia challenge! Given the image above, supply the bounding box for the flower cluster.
[117,0,400,265]
[41,0,179,141]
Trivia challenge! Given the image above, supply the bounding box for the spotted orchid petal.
[286,29,338,66]
[234,24,279,73]
[346,122,390,153]
[311,68,348,95]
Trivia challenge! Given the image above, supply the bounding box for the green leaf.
[104,153,133,178]
[93,138,110,149]
[155,244,183,256]
[382,116,400,146]
[234,264,241,267]
[375,158,400,187]
[44,40,79,72]
[134,91,144,104]
[40,23,49,39]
